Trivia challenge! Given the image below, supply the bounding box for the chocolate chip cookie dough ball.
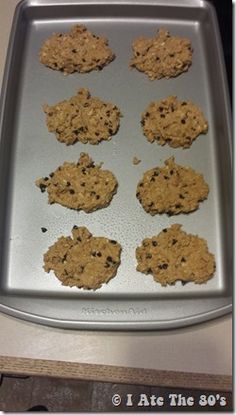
[130,28,192,80]
[43,88,121,145]
[136,224,215,286]
[136,157,209,215]
[35,153,118,213]
[141,96,208,148]
[40,25,115,74]
[44,226,122,290]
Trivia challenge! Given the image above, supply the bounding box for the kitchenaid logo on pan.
[82,307,147,316]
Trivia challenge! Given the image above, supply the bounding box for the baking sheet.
[0,0,232,329]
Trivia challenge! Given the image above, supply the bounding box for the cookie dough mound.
[130,28,192,80]
[44,226,122,290]
[141,96,208,148]
[136,157,209,215]
[35,153,118,212]
[136,224,215,286]
[39,24,115,74]
[43,88,121,145]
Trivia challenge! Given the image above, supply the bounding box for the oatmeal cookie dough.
[141,96,208,148]
[43,88,121,145]
[39,24,115,74]
[136,157,209,215]
[136,224,216,286]
[130,28,192,80]
[35,153,118,212]
[44,226,122,290]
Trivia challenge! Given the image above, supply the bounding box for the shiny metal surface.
[0,0,232,329]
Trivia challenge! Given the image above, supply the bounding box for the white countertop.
[0,311,232,376]
[0,0,232,378]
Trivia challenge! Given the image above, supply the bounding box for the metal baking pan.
[0,0,232,330]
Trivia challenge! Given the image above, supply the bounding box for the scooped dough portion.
[43,88,121,145]
[44,226,122,290]
[39,24,115,74]
[136,157,209,215]
[35,153,118,212]
[136,224,216,286]
[141,96,208,148]
[130,28,192,80]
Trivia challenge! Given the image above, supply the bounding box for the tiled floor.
[0,374,233,412]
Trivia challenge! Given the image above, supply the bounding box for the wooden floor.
[0,374,233,412]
